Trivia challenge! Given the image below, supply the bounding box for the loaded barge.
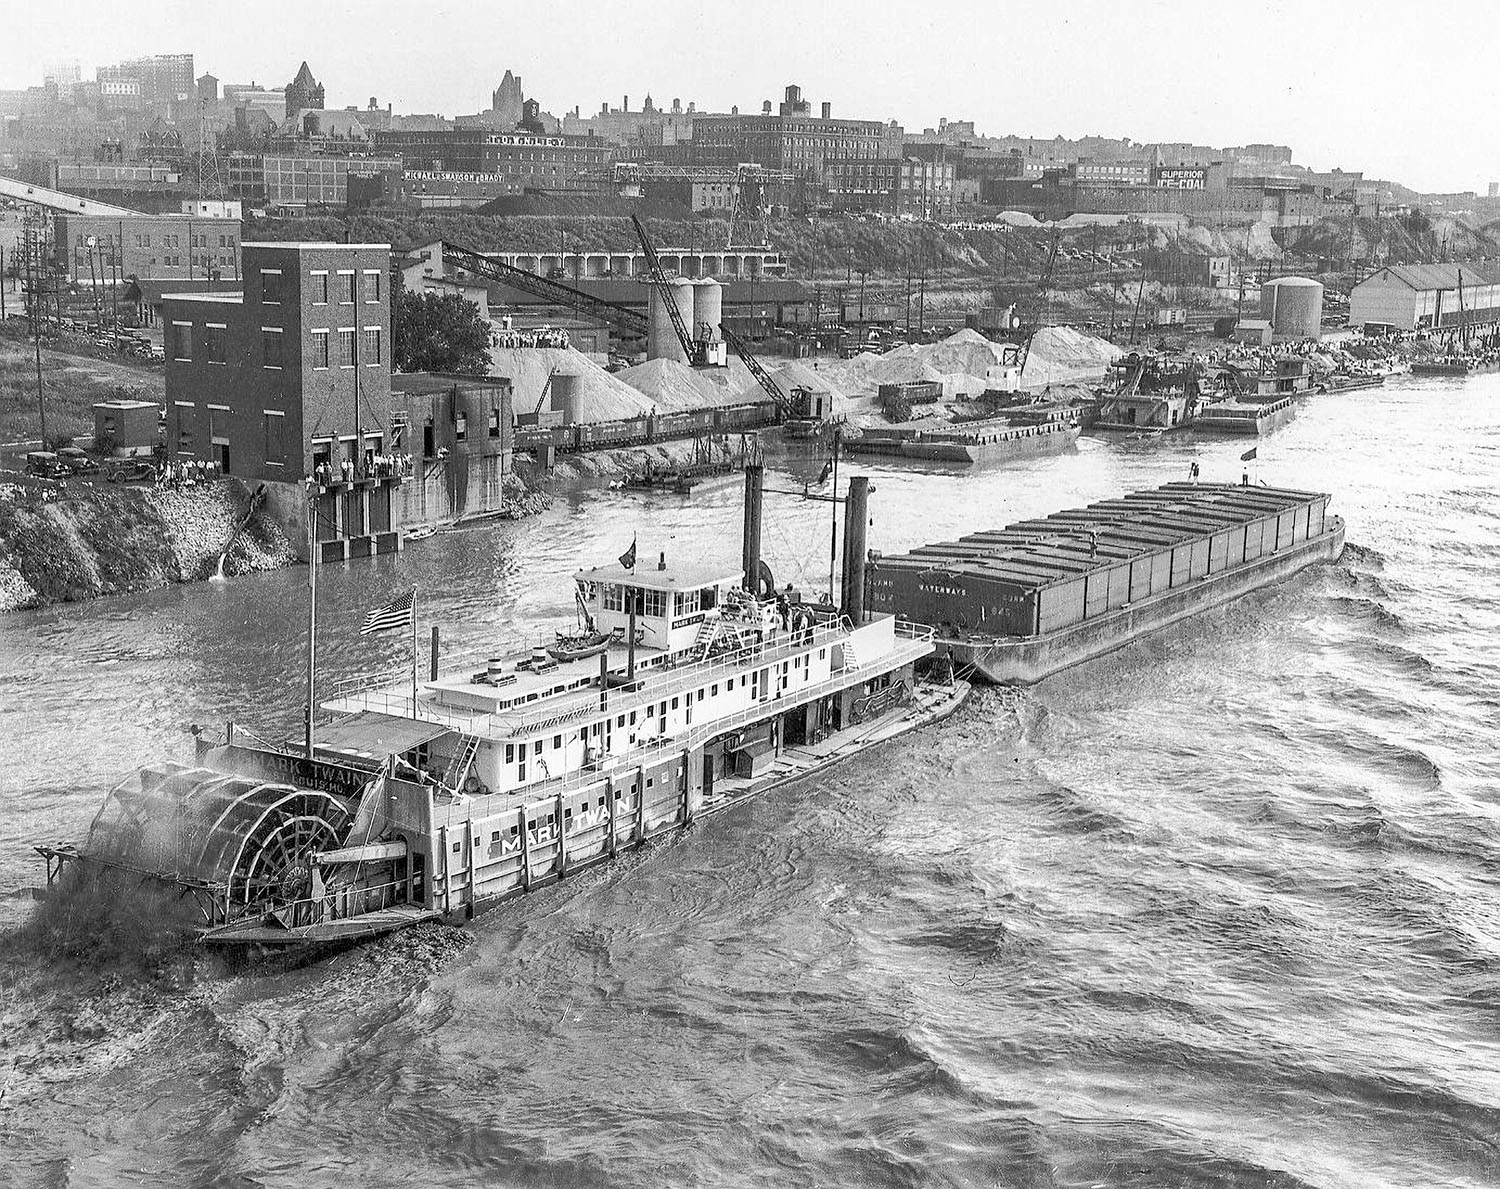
[846,414,1080,465]
[866,482,1344,684]
[38,469,967,950]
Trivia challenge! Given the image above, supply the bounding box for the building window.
[171,322,192,361]
[311,272,328,304]
[339,329,356,367]
[310,330,329,369]
[488,408,501,438]
[362,271,380,303]
[362,327,381,364]
[340,271,356,303]
[203,324,226,364]
[262,329,283,368]
[264,412,285,464]
[455,411,467,442]
[261,269,282,304]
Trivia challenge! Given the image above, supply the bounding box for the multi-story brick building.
[226,152,402,206]
[162,242,402,560]
[53,212,242,285]
[370,128,613,193]
[690,86,902,209]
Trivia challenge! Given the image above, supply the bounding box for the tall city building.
[285,62,325,117]
[492,71,523,126]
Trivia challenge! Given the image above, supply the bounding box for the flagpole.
[305,481,317,759]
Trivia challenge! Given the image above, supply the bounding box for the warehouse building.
[1347,263,1500,333]
[162,241,402,560]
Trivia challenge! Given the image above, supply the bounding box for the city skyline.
[4,0,1495,195]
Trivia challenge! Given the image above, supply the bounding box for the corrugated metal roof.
[1360,262,1500,293]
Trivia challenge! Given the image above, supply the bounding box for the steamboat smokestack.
[742,463,764,593]
[841,476,870,625]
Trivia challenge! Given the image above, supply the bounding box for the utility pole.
[25,235,48,445]
[86,236,101,327]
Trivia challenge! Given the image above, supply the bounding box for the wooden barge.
[846,415,1080,465]
[865,482,1345,684]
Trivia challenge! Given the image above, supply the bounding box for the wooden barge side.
[866,481,1345,685]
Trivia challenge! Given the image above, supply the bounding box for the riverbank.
[0,478,295,612]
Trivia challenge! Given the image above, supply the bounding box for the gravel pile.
[490,347,656,423]
[1019,326,1123,389]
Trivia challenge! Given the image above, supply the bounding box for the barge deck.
[866,481,1344,684]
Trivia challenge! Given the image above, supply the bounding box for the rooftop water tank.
[1261,276,1324,340]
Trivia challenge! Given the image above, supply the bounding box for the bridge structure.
[0,174,139,217]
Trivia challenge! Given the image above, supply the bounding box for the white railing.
[435,625,936,823]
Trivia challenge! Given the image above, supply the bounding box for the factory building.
[162,241,402,561]
[53,211,242,285]
[1348,263,1500,334]
[370,128,613,192]
[392,373,514,526]
[689,85,904,210]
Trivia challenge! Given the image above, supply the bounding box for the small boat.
[405,524,438,541]
[547,589,614,662]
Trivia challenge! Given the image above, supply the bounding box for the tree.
[392,288,494,375]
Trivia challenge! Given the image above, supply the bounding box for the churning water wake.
[2,375,1499,1187]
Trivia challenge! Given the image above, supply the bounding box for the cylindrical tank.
[646,280,694,363]
[1260,276,1324,339]
[694,278,723,342]
[550,372,581,424]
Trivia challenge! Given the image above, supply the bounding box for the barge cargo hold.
[865,482,1344,684]
[846,416,1080,465]
[1191,395,1297,435]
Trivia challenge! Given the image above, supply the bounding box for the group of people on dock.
[312,453,415,488]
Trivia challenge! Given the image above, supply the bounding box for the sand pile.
[824,329,1022,397]
[1019,326,1122,389]
[614,358,771,411]
[735,360,849,408]
[491,347,655,422]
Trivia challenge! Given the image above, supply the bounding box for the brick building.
[690,86,903,210]
[162,241,402,560]
[370,128,613,192]
[53,211,242,285]
[392,373,514,525]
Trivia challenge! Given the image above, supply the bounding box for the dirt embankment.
[0,478,295,613]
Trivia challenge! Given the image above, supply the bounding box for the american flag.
[360,588,415,635]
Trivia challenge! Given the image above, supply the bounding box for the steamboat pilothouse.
[41,467,968,949]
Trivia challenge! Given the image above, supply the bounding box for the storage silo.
[550,373,582,424]
[694,278,724,342]
[1261,276,1324,340]
[645,279,694,363]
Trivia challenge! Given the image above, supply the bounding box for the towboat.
[37,468,968,951]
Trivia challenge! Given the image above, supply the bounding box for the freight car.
[512,403,779,457]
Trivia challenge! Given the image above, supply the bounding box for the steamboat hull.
[947,517,1343,684]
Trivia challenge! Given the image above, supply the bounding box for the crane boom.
[630,214,703,365]
[439,241,646,336]
[721,323,789,419]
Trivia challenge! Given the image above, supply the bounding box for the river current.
[1,374,1498,1187]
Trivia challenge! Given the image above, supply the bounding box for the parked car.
[104,457,158,483]
[55,446,101,475]
[24,450,66,478]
